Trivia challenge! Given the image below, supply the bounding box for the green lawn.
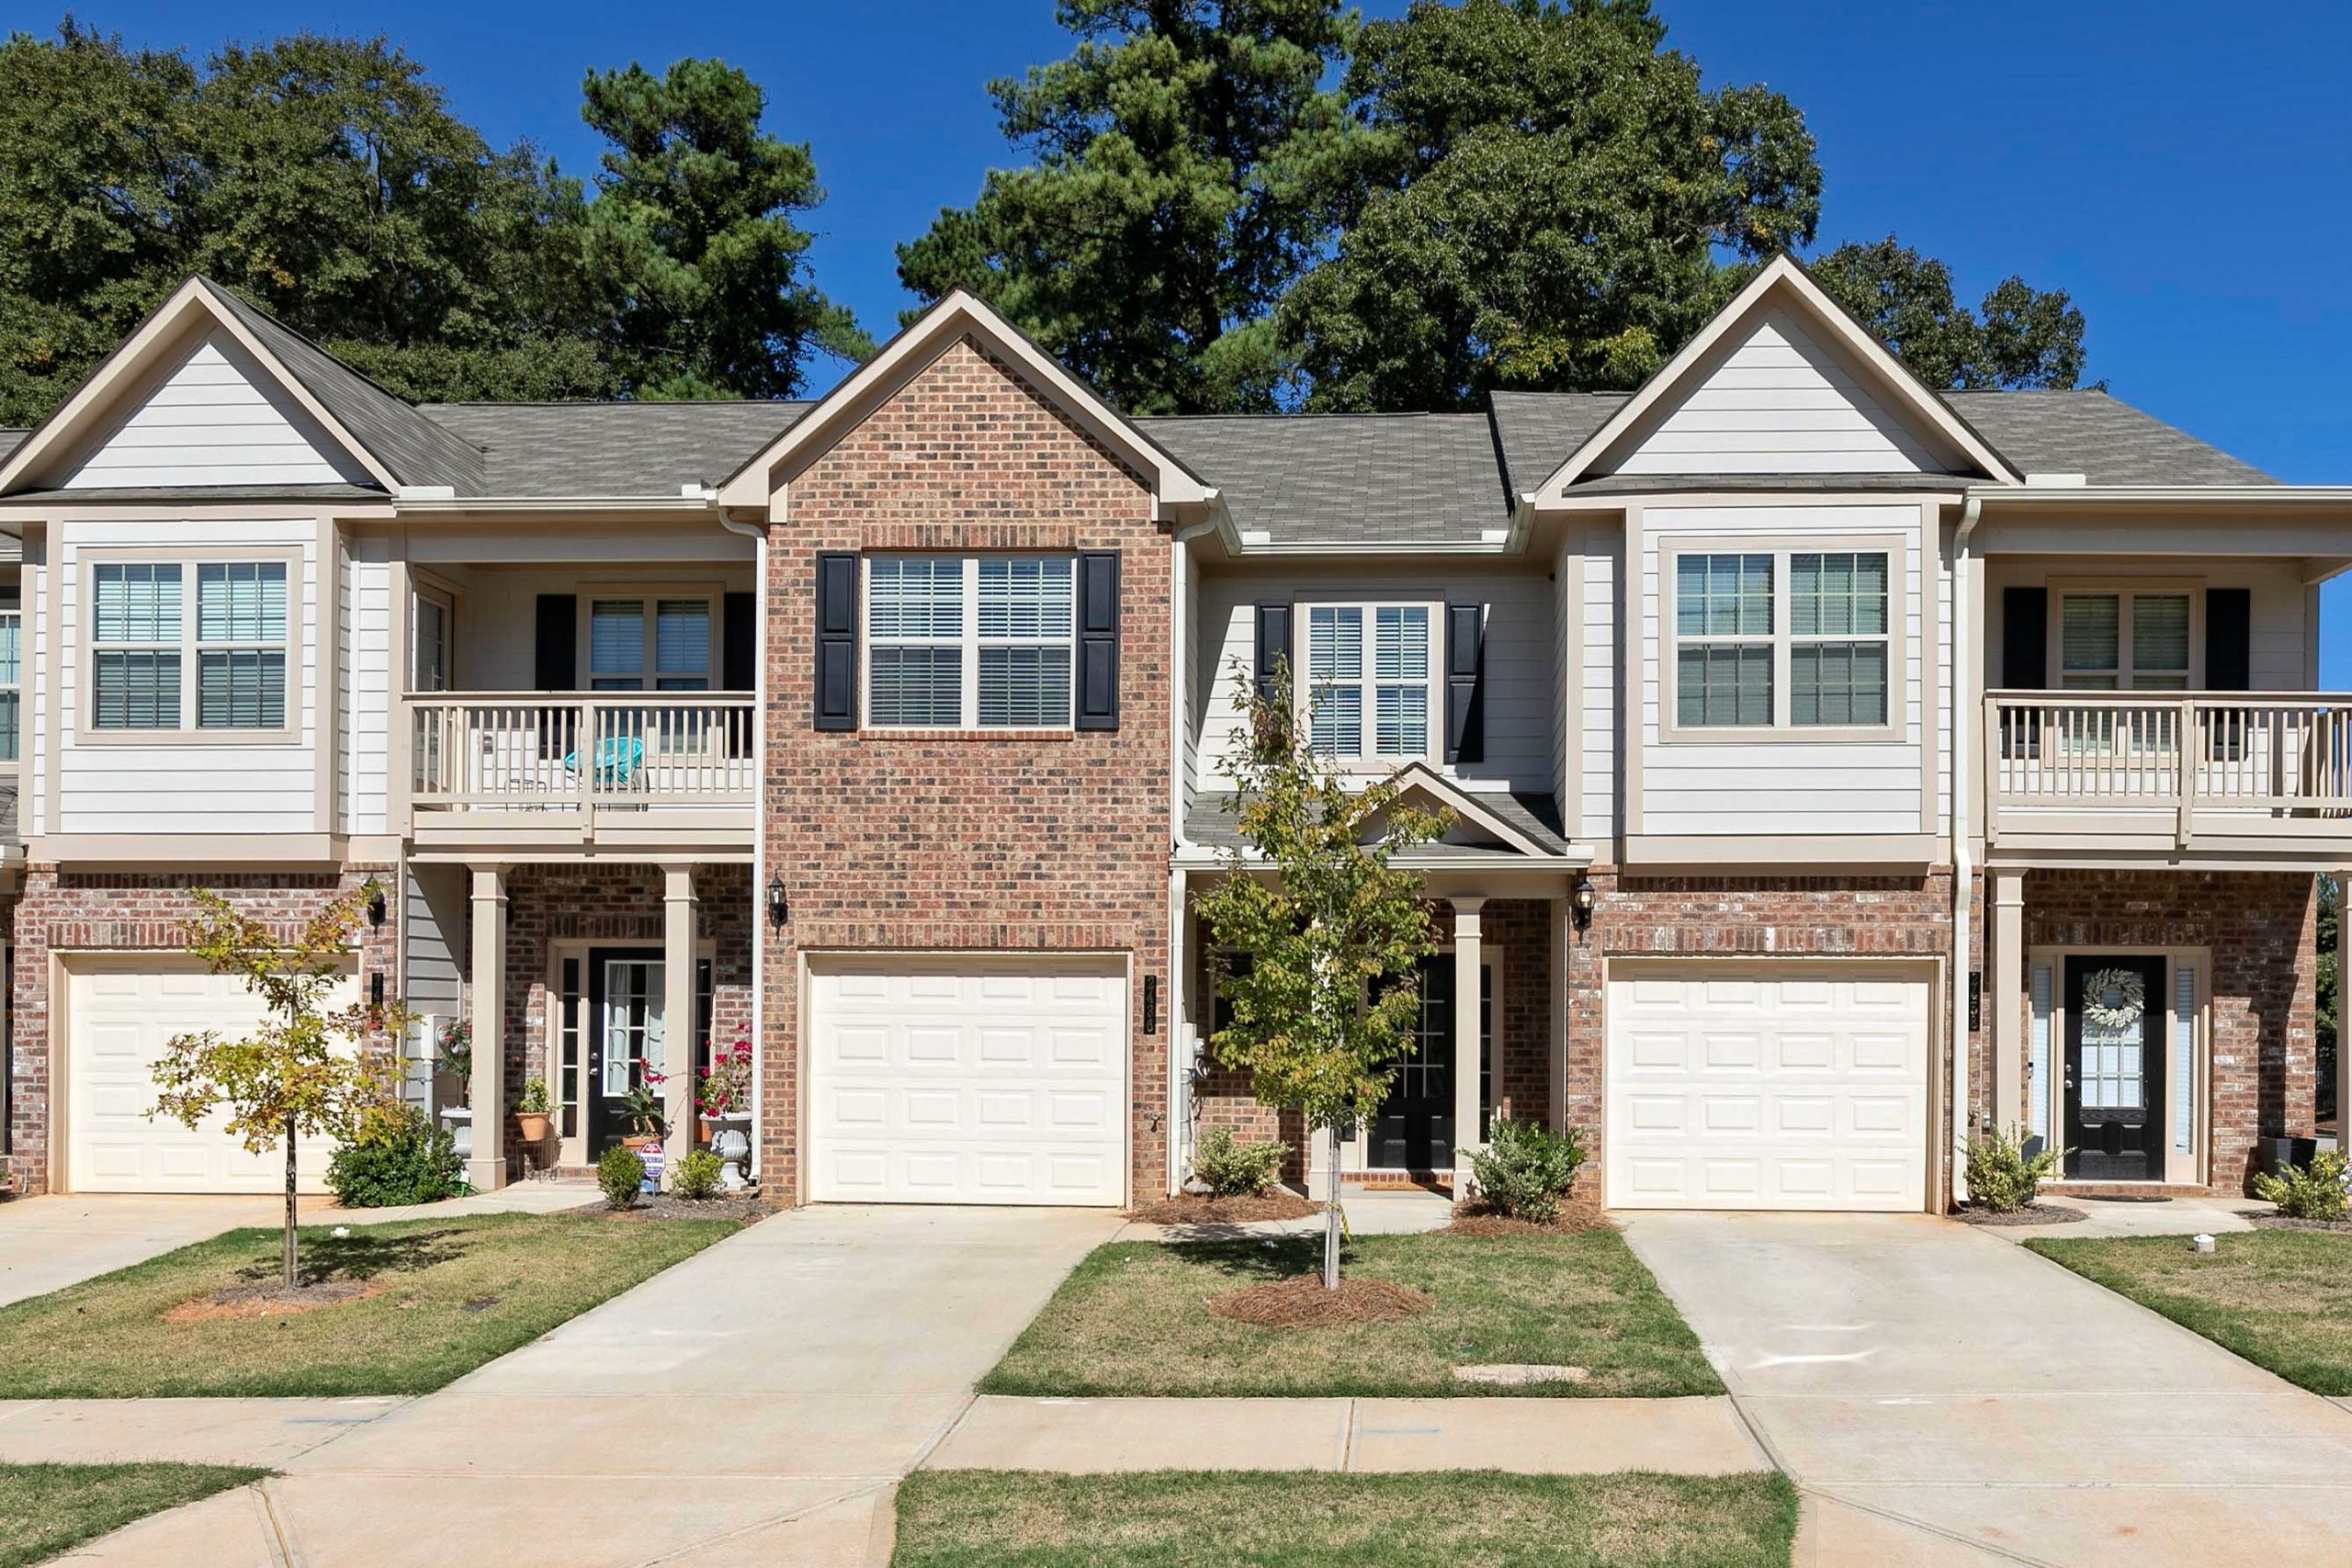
[2026,1228,2352,1394]
[979,1231,1722,1399]
[0,1213,738,1399]
[0,1462,267,1568]
[894,1471,1799,1568]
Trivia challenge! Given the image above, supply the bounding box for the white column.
[1452,898,1486,1188]
[662,865,698,1184]
[467,865,507,1191]
[1992,869,2025,1136]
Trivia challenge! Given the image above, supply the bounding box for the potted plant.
[514,1077,553,1145]
[620,1077,666,1193]
[434,1020,474,1160]
[698,1035,754,1189]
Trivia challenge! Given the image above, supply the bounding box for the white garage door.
[1607,963,1929,1211]
[67,960,357,1194]
[807,956,1127,1206]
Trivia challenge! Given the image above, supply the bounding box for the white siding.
[1981,558,2312,691]
[1577,528,1620,844]
[52,518,321,835]
[451,565,750,691]
[1639,504,1928,839]
[1193,567,1558,800]
[1181,545,1203,821]
[27,536,48,838]
[62,332,373,491]
[1604,310,1943,477]
[343,546,392,835]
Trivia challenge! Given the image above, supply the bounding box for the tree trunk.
[283,1111,299,1292]
[1323,1122,1342,1291]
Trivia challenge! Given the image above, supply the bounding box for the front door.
[587,951,664,1156]
[2064,955,2167,1181]
[1367,957,1492,1173]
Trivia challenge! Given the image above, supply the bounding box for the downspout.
[1168,515,1222,1196]
[718,504,768,1181]
[1949,492,1983,1208]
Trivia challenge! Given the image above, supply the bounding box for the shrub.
[598,1143,646,1210]
[1191,1127,1289,1197]
[2255,1150,2350,1221]
[673,1149,725,1200]
[1469,1118,1586,1223]
[324,1106,463,1208]
[1965,1123,2064,1213]
[518,1077,550,1114]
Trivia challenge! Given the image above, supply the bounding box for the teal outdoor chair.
[565,734,644,792]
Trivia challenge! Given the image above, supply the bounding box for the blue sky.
[19,0,2352,671]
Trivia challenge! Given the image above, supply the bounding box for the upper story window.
[589,596,711,691]
[90,559,290,733]
[1671,547,1893,733]
[0,597,19,762]
[865,556,1074,729]
[2059,591,2190,690]
[1300,602,1438,765]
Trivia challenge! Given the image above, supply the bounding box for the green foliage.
[1468,1118,1586,1224]
[1964,1123,2064,1214]
[2255,1151,2350,1222]
[324,1106,463,1208]
[1190,1126,1290,1197]
[617,1082,665,1135]
[1798,236,2086,389]
[597,1143,646,1210]
[671,1148,725,1201]
[517,1077,549,1114]
[897,0,1359,414]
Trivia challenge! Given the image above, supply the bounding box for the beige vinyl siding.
[1639,503,1928,839]
[27,538,47,837]
[1982,558,2312,691]
[62,331,373,491]
[401,863,467,1019]
[1603,310,1941,477]
[1576,526,1620,844]
[1182,545,1202,820]
[342,547,392,835]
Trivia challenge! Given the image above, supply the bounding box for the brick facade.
[6,865,398,1196]
[760,334,1172,1203]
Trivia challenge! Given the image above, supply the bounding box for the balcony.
[1984,691,2352,861]
[405,694,756,856]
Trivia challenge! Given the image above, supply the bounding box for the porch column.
[467,865,507,1191]
[1992,869,2026,1136]
[2338,873,2352,1156]
[1452,898,1486,1189]
[662,865,698,1184]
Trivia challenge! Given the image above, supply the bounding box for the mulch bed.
[1128,1191,1321,1225]
[1442,1199,1611,1237]
[1206,1273,1435,1328]
[599,1193,779,1224]
[162,1278,386,1323]
[1953,1201,2085,1227]
[2246,1212,2352,1234]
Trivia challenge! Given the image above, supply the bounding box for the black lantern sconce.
[368,972,386,1015]
[1571,873,1596,935]
[766,873,789,931]
[365,884,388,929]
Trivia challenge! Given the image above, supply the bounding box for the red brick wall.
[2018,869,2315,1195]
[760,334,1171,1203]
[7,865,397,1196]
[1486,898,1554,1125]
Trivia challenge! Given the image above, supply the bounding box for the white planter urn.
[439,1105,473,1163]
[707,1113,753,1190]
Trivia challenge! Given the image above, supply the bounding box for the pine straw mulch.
[162,1278,387,1323]
[1442,1197,1612,1237]
[1206,1272,1435,1328]
[1953,1201,2086,1227]
[2247,1211,2352,1234]
[1127,1190,1322,1225]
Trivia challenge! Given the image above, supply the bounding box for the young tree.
[1193,661,1447,1288]
[150,885,399,1292]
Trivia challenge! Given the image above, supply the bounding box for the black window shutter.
[534,594,577,690]
[723,592,756,692]
[814,552,858,731]
[1445,602,1485,764]
[1253,603,1293,704]
[1075,550,1120,730]
[2205,588,2251,690]
[2001,588,2047,688]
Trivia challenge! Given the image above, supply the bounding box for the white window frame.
[1659,536,1905,743]
[411,580,457,694]
[580,587,719,694]
[76,545,302,744]
[861,555,1079,732]
[1291,599,1443,771]
[2045,578,2202,692]
[0,599,21,765]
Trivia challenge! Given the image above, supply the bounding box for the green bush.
[323,1107,462,1208]
[1469,1118,1586,1223]
[1964,1123,2064,1213]
[597,1143,646,1210]
[2255,1149,2350,1221]
[1190,1127,1289,1197]
[672,1149,725,1200]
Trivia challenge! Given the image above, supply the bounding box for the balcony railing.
[1984,690,2352,849]
[407,694,755,814]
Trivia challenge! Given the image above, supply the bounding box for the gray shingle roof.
[1137,412,1507,545]
[1185,791,1568,857]
[0,431,22,464]
[1487,391,1627,496]
[1939,389,2274,486]
[417,401,809,497]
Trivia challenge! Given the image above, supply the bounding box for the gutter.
[1949,491,1983,1207]
[1965,484,2352,505]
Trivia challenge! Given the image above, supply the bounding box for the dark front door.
[1368,957,1492,1173]
[586,949,664,1156]
[2064,955,2167,1181]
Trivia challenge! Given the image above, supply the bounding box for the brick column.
[468,865,507,1191]
[662,865,698,1183]
[1452,898,1486,1188]
[2339,872,2351,1155]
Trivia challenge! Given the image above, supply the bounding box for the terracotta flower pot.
[514,1111,553,1144]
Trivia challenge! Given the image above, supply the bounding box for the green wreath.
[2080,966,2146,1032]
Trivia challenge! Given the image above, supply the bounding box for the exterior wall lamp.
[1571,873,1596,935]
[766,873,789,931]
[365,883,388,929]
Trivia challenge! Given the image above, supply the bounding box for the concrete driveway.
[1621,1212,2352,1567]
[42,1203,1121,1567]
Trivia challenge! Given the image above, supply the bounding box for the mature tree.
[897,1,1360,414]
[1803,235,2086,390]
[1193,663,1447,1288]
[580,58,871,400]
[151,886,401,1292]
[1279,0,1822,411]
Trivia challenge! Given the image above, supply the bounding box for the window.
[413,591,452,693]
[865,557,1074,729]
[1671,547,1894,732]
[0,604,19,762]
[588,596,711,692]
[2058,592,2191,690]
[1300,602,1436,764]
[89,558,290,733]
